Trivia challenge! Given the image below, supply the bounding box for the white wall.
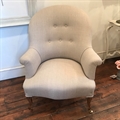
[0,0,28,19]
[0,25,29,80]
[0,0,120,80]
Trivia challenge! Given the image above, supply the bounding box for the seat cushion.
[23,59,95,99]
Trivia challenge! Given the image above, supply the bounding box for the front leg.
[87,97,94,114]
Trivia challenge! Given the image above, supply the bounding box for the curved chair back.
[29,5,92,62]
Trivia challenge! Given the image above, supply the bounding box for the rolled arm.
[20,48,41,78]
[80,48,102,80]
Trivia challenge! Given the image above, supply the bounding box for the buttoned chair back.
[29,5,92,62]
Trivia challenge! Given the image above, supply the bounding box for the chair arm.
[80,48,102,80]
[20,48,41,78]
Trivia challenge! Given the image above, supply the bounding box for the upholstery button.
[59,38,62,42]
[64,24,68,27]
[48,39,51,43]
[53,24,57,27]
[69,39,73,42]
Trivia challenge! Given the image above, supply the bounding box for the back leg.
[26,97,33,111]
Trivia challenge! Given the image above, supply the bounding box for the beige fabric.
[80,48,102,80]
[20,48,41,78]
[20,5,102,99]
[23,59,95,99]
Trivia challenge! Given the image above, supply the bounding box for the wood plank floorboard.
[0,57,120,120]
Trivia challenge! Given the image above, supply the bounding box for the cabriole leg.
[87,97,93,114]
[27,97,33,111]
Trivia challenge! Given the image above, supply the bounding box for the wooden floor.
[0,58,120,120]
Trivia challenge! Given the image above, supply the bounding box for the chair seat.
[23,59,95,99]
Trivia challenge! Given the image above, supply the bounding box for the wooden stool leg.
[27,97,33,111]
[87,97,94,114]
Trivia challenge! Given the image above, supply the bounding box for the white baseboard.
[0,65,25,81]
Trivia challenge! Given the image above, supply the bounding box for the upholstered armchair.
[20,5,102,113]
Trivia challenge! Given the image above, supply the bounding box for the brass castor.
[87,98,93,114]
[88,109,94,114]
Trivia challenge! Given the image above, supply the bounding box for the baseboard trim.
[0,65,25,81]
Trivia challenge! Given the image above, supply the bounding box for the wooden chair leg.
[26,97,33,111]
[87,97,94,114]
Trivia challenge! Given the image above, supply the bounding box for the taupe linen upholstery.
[20,5,102,100]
